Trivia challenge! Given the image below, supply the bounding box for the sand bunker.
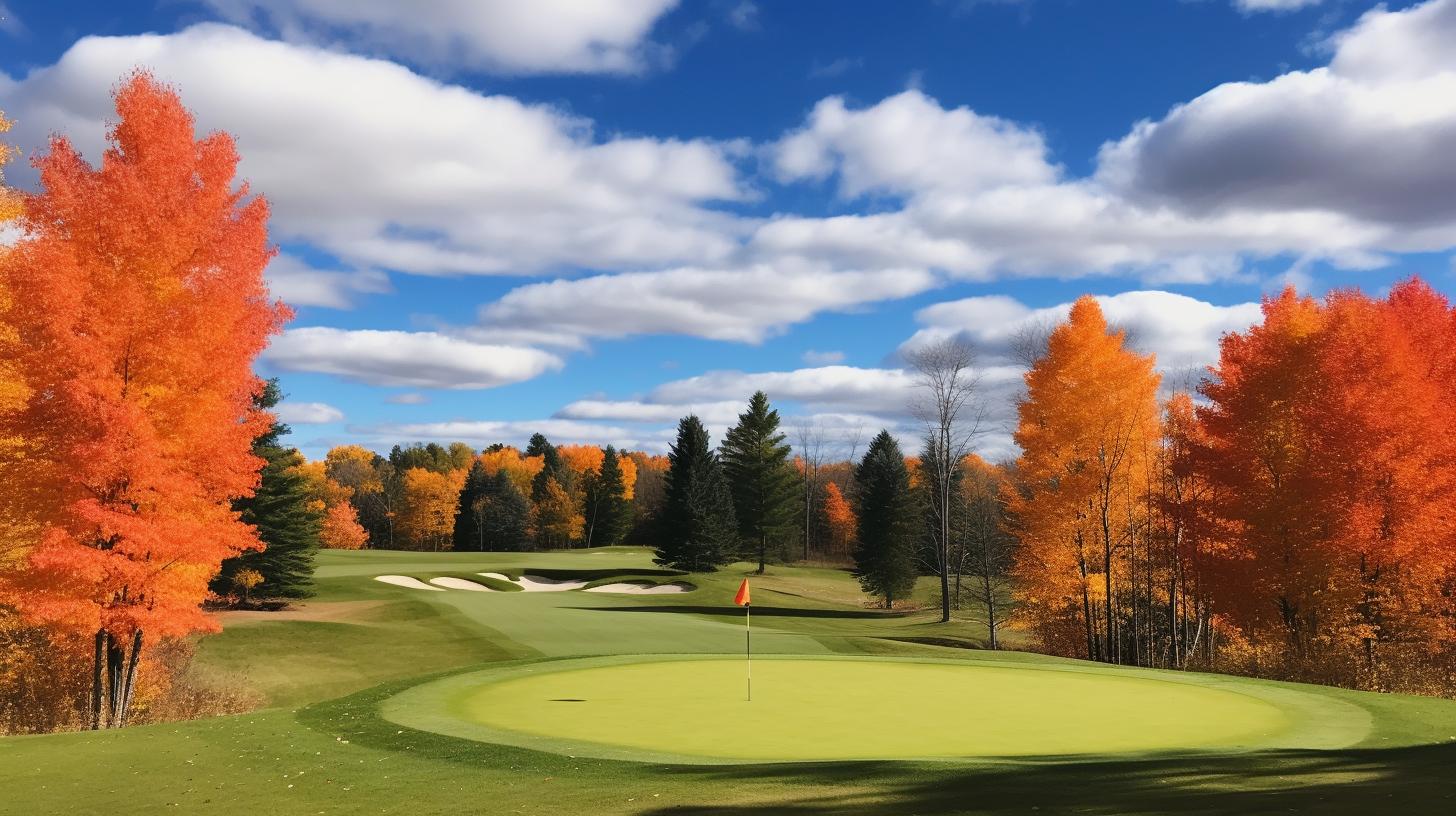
[584,582,694,595]
[429,577,496,592]
[374,575,444,591]
[477,573,590,592]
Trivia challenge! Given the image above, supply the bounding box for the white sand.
[476,572,589,592]
[428,577,496,592]
[584,581,694,595]
[374,575,444,591]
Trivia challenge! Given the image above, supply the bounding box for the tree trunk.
[757,531,766,575]
[116,630,144,727]
[90,630,105,730]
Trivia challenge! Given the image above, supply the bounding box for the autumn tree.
[582,446,633,548]
[213,380,321,602]
[852,431,919,608]
[821,482,857,556]
[0,74,288,728]
[721,392,799,573]
[961,457,1016,649]
[1009,296,1160,664]
[319,503,368,550]
[397,467,466,551]
[656,416,737,571]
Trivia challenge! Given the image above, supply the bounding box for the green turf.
[5,546,1456,815]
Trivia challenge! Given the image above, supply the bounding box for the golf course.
[4,546,1456,815]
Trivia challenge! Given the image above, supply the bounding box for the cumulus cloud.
[0,24,745,277]
[772,91,1058,198]
[385,393,430,405]
[199,0,680,74]
[264,327,563,389]
[555,399,746,426]
[477,261,937,344]
[1099,0,1456,231]
[265,254,390,309]
[903,290,1261,373]
[275,401,345,424]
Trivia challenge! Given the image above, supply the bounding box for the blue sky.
[2,0,1453,459]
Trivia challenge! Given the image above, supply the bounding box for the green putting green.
[387,655,1371,762]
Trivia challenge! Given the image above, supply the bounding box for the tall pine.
[452,459,489,551]
[214,379,321,601]
[852,430,919,608]
[582,445,634,548]
[720,391,800,573]
[656,416,737,571]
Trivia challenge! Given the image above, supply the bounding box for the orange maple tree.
[319,503,369,551]
[1008,296,1161,663]
[820,482,857,555]
[0,73,288,728]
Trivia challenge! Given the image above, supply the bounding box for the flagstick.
[745,601,752,702]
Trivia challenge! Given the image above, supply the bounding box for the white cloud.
[355,418,677,452]
[801,349,845,365]
[649,365,920,416]
[265,327,563,388]
[554,399,745,426]
[265,254,390,309]
[275,401,345,424]
[385,393,430,405]
[1233,0,1323,13]
[477,261,937,344]
[199,0,680,74]
[772,90,1058,198]
[0,24,744,277]
[1099,0,1456,231]
[903,290,1261,372]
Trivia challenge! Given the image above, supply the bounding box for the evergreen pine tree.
[480,470,532,551]
[656,416,737,571]
[213,380,322,602]
[582,445,634,547]
[720,391,800,573]
[852,430,919,608]
[452,459,489,551]
[527,433,569,501]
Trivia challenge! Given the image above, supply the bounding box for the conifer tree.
[582,446,633,548]
[214,386,321,601]
[452,459,489,551]
[479,470,531,551]
[720,391,800,573]
[656,416,737,571]
[852,430,919,608]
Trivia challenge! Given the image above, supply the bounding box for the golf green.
[386,655,1370,762]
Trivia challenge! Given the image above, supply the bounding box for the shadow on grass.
[300,669,1456,816]
[573,604,913,620]
[644,743,1456,815]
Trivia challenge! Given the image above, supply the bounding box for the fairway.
[384,653,1374,763]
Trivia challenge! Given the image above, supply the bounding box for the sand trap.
[375,575,444,591]
[429,577,496,592]
[584,582,694,595]
[476,573,589,592]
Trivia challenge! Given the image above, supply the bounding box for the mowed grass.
[439,656,1315,760]
[4,547,1456,815]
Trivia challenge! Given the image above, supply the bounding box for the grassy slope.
[3,547,1456,815]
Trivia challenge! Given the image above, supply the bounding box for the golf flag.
[735,579,752,701]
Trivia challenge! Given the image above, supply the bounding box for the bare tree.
[794,419,827,560]
[906,337,984,623]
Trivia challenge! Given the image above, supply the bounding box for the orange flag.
[733,578,751,607]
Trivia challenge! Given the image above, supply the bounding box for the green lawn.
[4,547,1456,815]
